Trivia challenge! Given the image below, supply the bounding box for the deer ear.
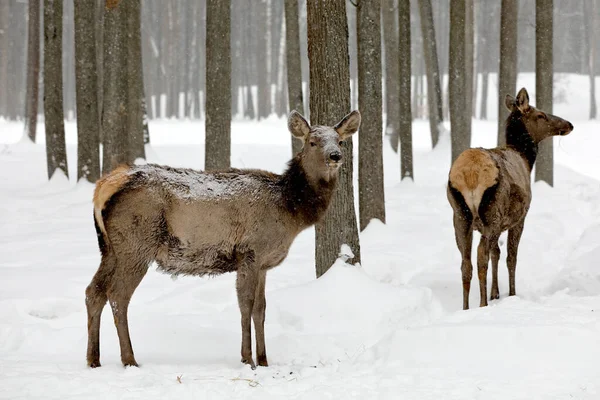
[288,110,311,139]
[505,94,516,111]
[335,110,361,140]
[515,87,530,111]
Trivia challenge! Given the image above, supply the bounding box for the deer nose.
[329,151,342,162]
[568,122,574,131]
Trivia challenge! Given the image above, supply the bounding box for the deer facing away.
[86,110,361,368]
[447,87,573,310]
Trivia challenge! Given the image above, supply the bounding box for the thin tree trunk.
[398,0,413,180]
[534,0,553,186]
[126,0,145,161]
[497,0,518,146]
[449,0,468,163]
[95,0,104,138]
[74,0,100,182]
[43,0,68,179]
[24,0,41,142]
[284,0,304,156]
[205,0,231,170]
[358,0,385,231]
[418,0,443,148]
[102,0,128,174]
[382,0,400,153]
[464,0,474,140]
[0,2,10,118]
[586,0,597,119]
[257,0,271,119]
[308,0,361,277]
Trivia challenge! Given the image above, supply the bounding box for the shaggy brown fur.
[85,110,361,369]
[447,88,573,310]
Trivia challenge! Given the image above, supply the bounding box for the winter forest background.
[1,0,600,398]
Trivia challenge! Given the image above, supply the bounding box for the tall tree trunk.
[464,0,474,139]
[382,0,400,153]
[102,0,128,174]
[24,0,41,142]
[478,0,490,120]
[74,0,100,183]
[497,0,518,146]
[285,0,304,156]
[205,0,231,171]
[95,0,104,137]
[586,0,597,119]
[449,0,468,163]
[308,0,361,277]
[534,0,553,186]
[43,0,69,179]
[418,0,443,148]
[257,0,271,119]
[126,0,145,161]
[0,2,10,118]
[358,0,385,231]
[398,0,413,180]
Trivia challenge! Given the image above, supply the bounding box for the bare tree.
[449,0,469,163]
[205,0,231,170]
[74,0,100,182]
[497,0,518,146]
[126,0,145,162]
[102,0,128,174]
[585,0,597,119]
[43,0,69,179]
[307,0,361,276]
[534,0,553,186]
[0,2,9,119]
[398,0,413,180]
[24,0,41,142]
[285,0,304,156]
[382,0,400,153]
[464,0,474,132]
[257,0,271,119]
[418,0,443,148]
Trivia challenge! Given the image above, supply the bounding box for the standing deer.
[447,88,573,310]
[86,110,361,368]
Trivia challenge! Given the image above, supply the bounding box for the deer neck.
[279,155,337,227]
[505,113,538,171]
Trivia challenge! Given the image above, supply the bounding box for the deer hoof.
[88,360,101,368]
[257,355,268,367]
[241,357,256,370]
[490,291,500,300]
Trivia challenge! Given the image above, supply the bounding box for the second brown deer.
[447,87,573,310]
[85,110,361,368]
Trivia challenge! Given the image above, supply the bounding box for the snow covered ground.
[1,75,600,399]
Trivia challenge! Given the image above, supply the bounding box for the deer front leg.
[507,220,525,296]
[252,270,268,367]
[236,264,258,369]
[490,241,501,300]
[453,213,473,310]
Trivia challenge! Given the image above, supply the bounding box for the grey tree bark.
[308,0,361,277]
[126,0,145,162]
[0,2,11,118]
[205,0,231,171]
[398,0,413,180]
[464,0,474,133]
[497,0,518,146]
[586,0,597,119]
[358,0,385,231]
[449,0,469,163]
[257,0,271,119]
[284,0,304,156]
[74,0,100,182]
[382,0,400,153]
[102,0,128,174]
[43,0,69,179]
[418,0,443,148]
[534,0,554,186]
[24,0,41,143]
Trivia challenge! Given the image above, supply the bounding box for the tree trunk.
[586,0,597,119]
[382,0,400,153]
[43,0,69,179]
[418,0,443,148]
[464,0,474,140]
[357,0,385,231]
[398,0,413,180]
[24,0,41,142]
[0,2,10,118]
[497,0,518,146]
[126,0,145,162]
[102,0,129,174]
[74,0,100,183]
[449,0,468,163]
[534,0,553,186]
[308,0,361,277]
[284,0,304,156]
[257,0,271,119]
[205,0,231,171]
[95,0,104,137]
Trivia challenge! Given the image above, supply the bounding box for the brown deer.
[86,110,361,368]
[447,87,573,310]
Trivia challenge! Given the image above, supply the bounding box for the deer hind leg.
[507,219,525,296]
[490,241,501,300]
[86,252,116,368]
[107,258,149,367]
[477,233,500,307]
[235,250,258,369]
[252,270,268,367]
[453,213,473,310]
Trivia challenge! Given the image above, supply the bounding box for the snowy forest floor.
[1,108,600,397]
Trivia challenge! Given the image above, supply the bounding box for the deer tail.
[93,165,131,251]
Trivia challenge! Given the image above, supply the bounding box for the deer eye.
[310,142,317,147]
